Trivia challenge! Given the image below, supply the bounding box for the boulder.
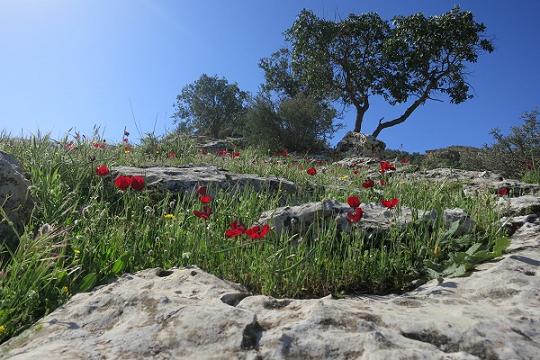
[335,132,386,158]
[408,168,540,197]
[0,151,33,255]
[196,137,245,153]
[497,195,540,217]
[2,220,538,359]
[256,199,474,238]
[110,165,297,195]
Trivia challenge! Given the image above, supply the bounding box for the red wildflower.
[346,207,363,223]
[196,185,207,196]
[92,142,106,149]
[347,195,361,209]
[199,195,213,204]
[381,198,399,209]
[352,170,359,175]
[231,151,240,159]
[114,175,132,191]
[225,220,246,238]
[64,142,75,151]
[362,179,375,189]
[497,187,509,196]
[216,149,229,157]
[245,224,271,240]
[123,138,129,143]
[193,205,212,220]
[167,151,177,159]
[399,158,410,164]
[380,179,386,186]
[130,176,145,191]
[95,164,110,176]
[379,160,396,173]
[306,167,317,176]
[278,148,289,157]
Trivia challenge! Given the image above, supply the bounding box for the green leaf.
[492,237,510,256]
[445,220,461,238]
[112,253,129,275]
[442,263,467,277]
[79,273,97,292]
[465,242,482,256]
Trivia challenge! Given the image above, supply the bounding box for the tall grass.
[0,134,508,342]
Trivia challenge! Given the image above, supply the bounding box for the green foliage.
[172,74,250,138]
[0,134,509,343]
[243,93,339,153]
[265,7,493,136]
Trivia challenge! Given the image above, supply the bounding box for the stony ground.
[1,199,538,359]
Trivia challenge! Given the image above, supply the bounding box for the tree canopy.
[261,7,494,138]
[172,74,249,138]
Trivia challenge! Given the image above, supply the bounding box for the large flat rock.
[2,217,538,359]
[111,165,297,194]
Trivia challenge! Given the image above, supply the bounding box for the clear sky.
[0,0,538,153]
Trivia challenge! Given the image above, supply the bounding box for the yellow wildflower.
[163,213,175,220]
[0,325,6,335]
[339,175,350,181]
[62,286,69,295]
[73,249,81,255]
[433,243,441,257]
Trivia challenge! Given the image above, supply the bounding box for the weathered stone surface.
[408,168,540,197]
[111,165,297,195]
[257,200,474,237]
[196,137,246,153]
[497,195,540,217]
[2,218,538,359]
[335,132,386,158]
[0,151,33,254]
[332,157,378,168]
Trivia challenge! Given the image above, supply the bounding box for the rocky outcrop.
[256,199,474,237]
[335,132,386,159]
[497,195,540,217]
[0,151,33,255]
[111,165,297,195]
[196,137,246,153]
[407,168,540,197]
[2,213,538,359]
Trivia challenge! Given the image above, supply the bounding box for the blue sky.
[0,0,538,153]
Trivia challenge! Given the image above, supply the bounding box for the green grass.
[0,133,509,342]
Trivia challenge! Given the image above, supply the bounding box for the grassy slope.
[0,134,508,342]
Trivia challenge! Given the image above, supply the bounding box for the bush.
[243,93,340,153]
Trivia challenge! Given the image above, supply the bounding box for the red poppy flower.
[347,195,361,209]
[193,205,212,220]
[379,160,396,173]
[95,164,110,176]
[225,220,246,238]
[130,176,145,191]
[64,142,75,151]
[114,175,132,191]
[306,167,317,176]
[380,179,386,186]
[278,148,288,157]
[399,158,410,164]
[245,224,270,239]
[167,151,177,159]
[196,185,207,196]
[216,149,229,157]
[92,142,106,149]
[346,207,363,223]
[381,197,399,209]
[497,187,509,196]
[231,151,240,158]
[362,179,375,189]
[199,195,213,204]
[352,170,359,175]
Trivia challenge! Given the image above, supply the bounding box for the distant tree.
[264,7,493,138]
[172,74,249,138]
[243,93,339,153]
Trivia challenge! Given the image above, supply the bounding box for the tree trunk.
[354,107,366,133]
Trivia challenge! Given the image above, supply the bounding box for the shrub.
[243,93,340,153]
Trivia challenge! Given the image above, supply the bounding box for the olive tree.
[262,7,493,138]
[172,74,249,138]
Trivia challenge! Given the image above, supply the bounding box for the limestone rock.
[408,168,540,197]
[335,132,386,158]
[497,195,540,217]
[110,165,297,195]
[256,200,474,238]
[2,221,538,359]
[196,137,245,153]
[332,157,378,168]
[0,151,33,254]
